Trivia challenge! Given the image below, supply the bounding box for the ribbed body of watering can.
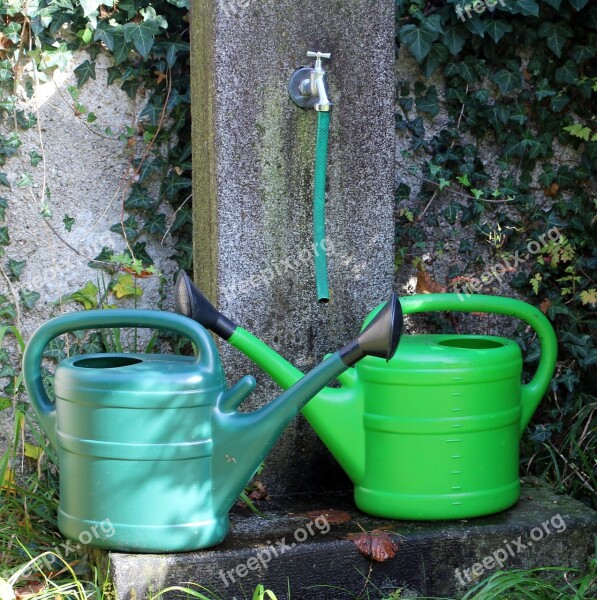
[22,304,401,552]
[353,294,557,520]
[174,273,558,521]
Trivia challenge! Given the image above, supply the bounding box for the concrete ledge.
[105,480,597,599]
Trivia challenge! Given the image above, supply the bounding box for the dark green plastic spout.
[211,351,350,512]
[174,271,403,485]
[211,295,401,509]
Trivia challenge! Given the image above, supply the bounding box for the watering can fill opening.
[437,338,504,350]
[73,356,143,369]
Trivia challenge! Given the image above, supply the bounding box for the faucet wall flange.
[288,66,320,109]
[288,51,332,111]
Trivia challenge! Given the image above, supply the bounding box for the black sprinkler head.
[339,293,403,366]
[174,271,237,340]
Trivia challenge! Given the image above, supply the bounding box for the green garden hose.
[313,109,331,303]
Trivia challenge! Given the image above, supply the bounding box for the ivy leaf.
[29,151,42,167]
[0,173,9,187]
[543,0,562,8]
[3,21,22,43]
[41,42,71,71]
[571,45,596,63]
[110,215,139,238]
[159,40,190,69]
[167,0,189,7]
[123,22,157,59]
[144,213,167,235]
[7,259,26,280]
[0,197,6,221]
[569,0,589,9]
[441,26,466,55]
[83,332,104,354]
[537,21,573,57]
[510,0,539,16]
[134,156,165,182]
[94,21,115,51]
[535,78,555,100]
[139,99,163,126]
[118,0,139,18]
[585,6,597,30]
[458,57,480,83]
[123,7,168,59]
[492,69,523,94]
[168,205,191,232]
[79,0,102,17]
[124,184,154,210]
[164,172,192,199]
[550,93,570,112]
[112,31,130,66]
[0,60,11,81]
[0,132,21,157]
[58,282,99,309]
[121,78,141,98]
[17,173,33,188]
[485,20,513,43]
[88,247,114,270]
[74,60,96,87]
[463,16,485,38]
[555,60,578,84]
[416,86,440,117]
[421,44,449,78]
[20,289,40,310]
[0,226,9,245]
[112,273,143,299]
[398,23,440,63]
[62,214,75,232]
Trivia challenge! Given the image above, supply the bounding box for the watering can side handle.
[398,294,558,436]
[22,309,219,451]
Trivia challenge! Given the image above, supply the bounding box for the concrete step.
[102,480,597,600]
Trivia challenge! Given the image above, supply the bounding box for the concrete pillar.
[191,0,395,494]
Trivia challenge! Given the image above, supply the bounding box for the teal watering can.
[175,273,558,520]
[23,305,401,553]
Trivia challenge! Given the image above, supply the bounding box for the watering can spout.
[212,295,401,510]
[175,272,403,486]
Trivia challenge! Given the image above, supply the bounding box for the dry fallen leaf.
[297,509,351,524]
[539,298,552,313]
[248,481,268,501]
[416,265,446,294]
[544,182,559,198]
[15,582,46,600]
[347,529,398,562]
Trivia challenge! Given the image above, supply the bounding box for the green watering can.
[22,305,401,552]
[176,273,558,520]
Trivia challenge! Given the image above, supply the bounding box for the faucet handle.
[307,51,331,70]
[307,51,331,60]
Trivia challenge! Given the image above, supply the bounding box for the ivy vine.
[396,0,596,506]
[0,0,191,406]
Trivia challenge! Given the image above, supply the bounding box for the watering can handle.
[398,294,558,435]
[22,309,219,449]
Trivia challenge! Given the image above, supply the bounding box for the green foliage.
[0,0,193,301]
[396,0,596,506]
